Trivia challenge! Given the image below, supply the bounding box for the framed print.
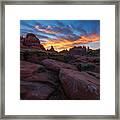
[0,0,119,119]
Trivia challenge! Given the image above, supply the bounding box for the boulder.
[22,72,58,86]
[21,61,59,86]
[20,61,45,79]
[20,81,54,100]
[21,33,46,51]
[59,68,100,100]
[41,59,78,72]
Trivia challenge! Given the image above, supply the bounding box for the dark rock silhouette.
[59,49,68,54]
[50,46,55,51]
[47,46,58,53]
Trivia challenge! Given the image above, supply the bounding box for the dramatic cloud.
[57,33,80,41]
[42,33,100,51]
[51,26,73,34]
[34,25,59,35]
[36,34,50,39]
[20,20,100,51]
[78,28,87,35]
[34,24,74,37]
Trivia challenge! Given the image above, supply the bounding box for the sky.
[20,20,100,51]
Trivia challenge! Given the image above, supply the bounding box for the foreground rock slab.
[87,71,100,79]
[59,68,100,100]
[41,59,78,72]
[20,81,54,100]
[21,61,60,86]
[20,61,44,79]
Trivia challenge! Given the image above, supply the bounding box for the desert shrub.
[21,50,47,64]
[47,53,73,63]
[37,51,47,56]
[93,58,100,63]
[63,55,73,63]
[23,51,31,60]
[77,63,95,71]
[87,49,100,57]
[47,54,65,62]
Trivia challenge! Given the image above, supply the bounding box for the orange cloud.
[42,33,100,52]
[35,25,58,35]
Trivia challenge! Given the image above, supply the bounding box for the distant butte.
[20,33,46,50]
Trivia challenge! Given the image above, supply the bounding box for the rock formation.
[20,33,46,50]
[69,46,87,55]
[41,59,78,72]
[59,68,100,99]
[47,46,58,53]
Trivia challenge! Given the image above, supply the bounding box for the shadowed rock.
[20,81,54,100]
[87,71,100,79]
[20,61,44,79]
